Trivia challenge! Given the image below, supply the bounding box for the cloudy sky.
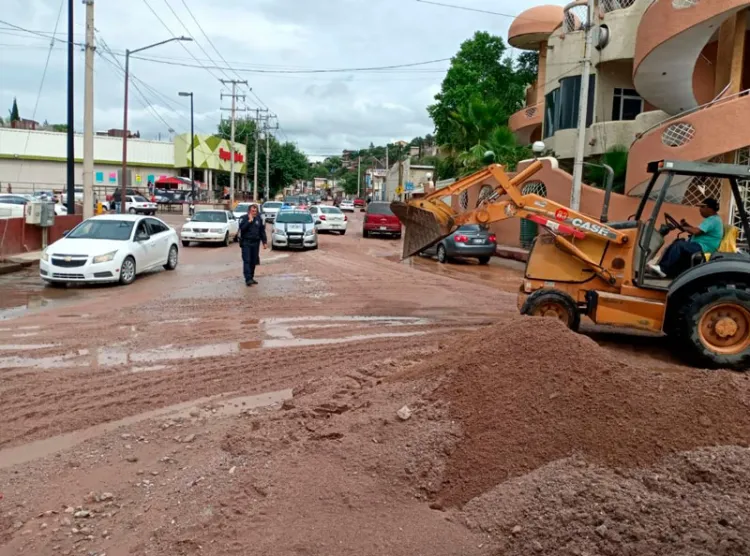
[1,0,561,159]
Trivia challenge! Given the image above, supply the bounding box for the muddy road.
[0,210,711,556]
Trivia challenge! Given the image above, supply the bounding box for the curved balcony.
[633,0,750,115]
[563,0,590,33]
[508,103,544,144]
[625,91,750,193]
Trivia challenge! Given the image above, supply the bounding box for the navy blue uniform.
[238,214,267,284]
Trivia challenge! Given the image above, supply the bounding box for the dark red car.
[354,198,365,208]
[362,202,401,239]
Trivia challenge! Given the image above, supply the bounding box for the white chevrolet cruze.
[40,214,179,286]
[180,210,239,247]
[271,209,318,250]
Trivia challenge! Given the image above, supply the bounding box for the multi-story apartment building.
[507,0,750,239]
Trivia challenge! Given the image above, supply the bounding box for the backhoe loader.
[392,159,750,370]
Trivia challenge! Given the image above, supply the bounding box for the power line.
[140,0,224,82]
[414,0,546,21]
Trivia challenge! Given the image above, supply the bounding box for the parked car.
[309,205,347,234]
[261,201,283,223]
[354,198,365,208]
[362,202,401,239]
[233,202,252,220]
[124,195,157,215]
[420,224,496,264]
[40,214,179,286]
[310,195,321,205]
[0,194,67,216]
[271,210,318,250]
[181,210,239,247]
[284,195,303,207]
[339,199,355,212]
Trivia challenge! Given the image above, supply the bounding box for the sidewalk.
[495,244,529,263]
[0,250,42,275]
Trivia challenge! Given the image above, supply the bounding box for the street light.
[178,91,195,204]
[120,36,192,213]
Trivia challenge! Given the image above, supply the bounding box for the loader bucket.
[391,200,456,259]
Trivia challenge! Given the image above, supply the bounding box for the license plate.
[471,238,484,244]
[380,226,387,230]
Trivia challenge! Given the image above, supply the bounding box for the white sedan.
[124,195,157,215]
[310,205,347,234]
[181,210,239,247]
[40,214,179,286]
[339,199,355,212]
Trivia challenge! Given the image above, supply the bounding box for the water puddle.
[0,349,89,370]
[0,388,292,469]
[0,343,56,351]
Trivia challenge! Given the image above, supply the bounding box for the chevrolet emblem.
[64,256,72,262]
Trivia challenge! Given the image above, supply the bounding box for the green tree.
[584,145,629,194]
[9,98,20,122]
[427,32,528,147]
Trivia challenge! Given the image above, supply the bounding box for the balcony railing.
[563,0,590,33]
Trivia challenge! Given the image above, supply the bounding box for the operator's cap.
[702,198,719,211]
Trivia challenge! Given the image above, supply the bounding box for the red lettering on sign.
[555,208,569,221]
[218,148,245,164]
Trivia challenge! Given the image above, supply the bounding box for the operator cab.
[626,160,750,290]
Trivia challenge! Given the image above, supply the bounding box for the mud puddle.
[0,269,86,319]
[0,388,292,469]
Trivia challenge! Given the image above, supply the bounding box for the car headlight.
[41,250,49,262]
[304,229,315,236]
[93,250,118,264]
[274,229,286,236]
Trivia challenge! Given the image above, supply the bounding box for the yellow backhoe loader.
[392,159,750,370]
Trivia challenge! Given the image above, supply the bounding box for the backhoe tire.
[520,289,580,332]
[676,284,750,371]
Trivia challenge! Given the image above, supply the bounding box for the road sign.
[395,186,403,195]
[405,181,414,191]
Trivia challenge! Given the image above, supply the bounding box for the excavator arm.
[391,161,629,284]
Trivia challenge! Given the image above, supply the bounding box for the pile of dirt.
[461,446,750,556]
[420,316,750,507]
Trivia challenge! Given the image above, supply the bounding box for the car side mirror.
[185,217,191,222]
[62,230,70,237]
[135,232,150,242]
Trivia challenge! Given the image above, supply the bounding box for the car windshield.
[68,220,134,241]
[235,204,251,213]
[456,224,484,232]
[285,197,301,204]
[367,203,393,215]
[276,212,313,224]
[133,196,148,202]
[192,211,227,223]
[321,207,342,214]
[264,202,282,209]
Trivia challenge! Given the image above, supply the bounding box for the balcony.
[563,0,590,33]
[625,91,750,192]
[508,103,543,144]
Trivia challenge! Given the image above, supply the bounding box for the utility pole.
[66,0,75,214]
[178,92,194,201]
[220,79,248,207]
[82,0,95,219]
[384,147,389,202]
[252,108,268,201]
[265,115,279,201]
[570,0,595,211]
[357,155,361,199]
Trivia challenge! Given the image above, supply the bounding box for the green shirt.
[692,214,723,254]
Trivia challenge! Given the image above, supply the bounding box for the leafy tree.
[515,51,539,88]
[51,124,68,132]
[427,32,528,147]
[9,98,19,122]
[584,145,629,194]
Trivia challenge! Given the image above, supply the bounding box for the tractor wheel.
[520,289,580,332]
[677,284,750,370]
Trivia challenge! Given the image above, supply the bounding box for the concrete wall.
[0,214,83,257]
[596,0,651,64]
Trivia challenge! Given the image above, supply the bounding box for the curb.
[495,246,529,263]
[0,261,32,276]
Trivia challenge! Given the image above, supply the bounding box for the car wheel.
[128,208,136,214]
[437,244,448,264]
[478,256,491,265]
[182,240,190,247]
[222,232,230,247]
[45,280,66,289]
[233,233,239,243]
[395,234,402,240]
[340,230,346,236]
[363,229,369,238]
[164,245,179,270]
[119,256,136,285]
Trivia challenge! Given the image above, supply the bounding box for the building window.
[543,75,596,138]
[612,88,643,121]
[543,88,559,139]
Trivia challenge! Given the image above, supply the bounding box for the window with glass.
[543,75,596,138]
[612,88,643,121]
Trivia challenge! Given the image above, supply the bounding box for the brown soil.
[423,317,750,507]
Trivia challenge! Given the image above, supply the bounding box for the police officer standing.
[238,204,267,286]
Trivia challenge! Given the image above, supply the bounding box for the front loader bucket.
[391,200,456,259]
